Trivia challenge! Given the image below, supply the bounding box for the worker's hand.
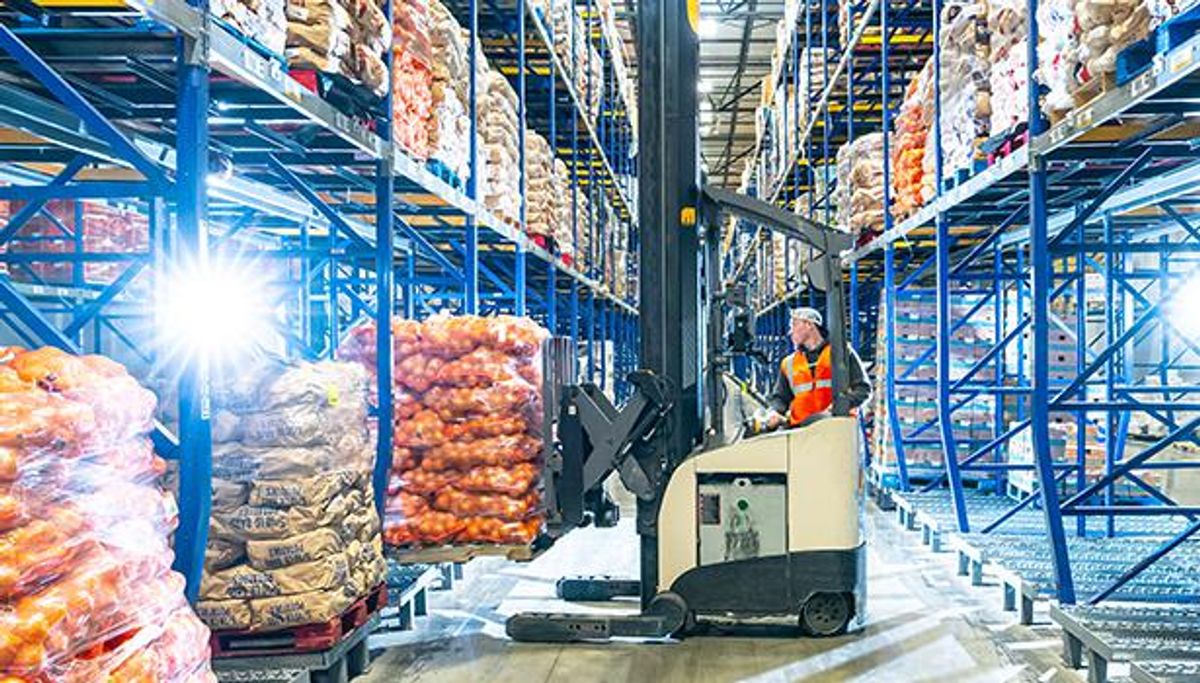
[766,412,786,430]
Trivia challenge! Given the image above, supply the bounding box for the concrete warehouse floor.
[364,504,1087,683]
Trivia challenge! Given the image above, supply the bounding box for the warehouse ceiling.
[698,0,784,188]
[614,0,786,189]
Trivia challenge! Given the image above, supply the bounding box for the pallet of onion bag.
[0,346,216,683]
[194,358,387,655]
[339,314,549,562]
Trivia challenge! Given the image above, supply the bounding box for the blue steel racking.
[0,0,637,600]
[742,0,1200,607]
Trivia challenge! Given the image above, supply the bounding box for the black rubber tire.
[800,592,851,637]
[646,591,691,637]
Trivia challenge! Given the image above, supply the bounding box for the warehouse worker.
[767,307,870,429]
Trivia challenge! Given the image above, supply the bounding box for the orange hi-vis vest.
[782,345,834,426]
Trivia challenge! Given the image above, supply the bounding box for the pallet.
[386,542,537,564]
[212,615,378,683]
[939,159,987,194]
[211,18,288,72]
[211,582,388,658]
[425,158,465,193]
[378,563,442,632]
[981,124,1029,166]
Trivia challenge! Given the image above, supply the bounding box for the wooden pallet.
[386,542,537,565]
[210,582,388,658]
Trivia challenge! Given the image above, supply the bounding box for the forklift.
[506,0,866,643]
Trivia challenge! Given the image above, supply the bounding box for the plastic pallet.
[212,616,378,683]
[211,18,288,71]
[210,583,388,657]
[939,160,987,193]
[1156,3,1200,54]
[1115,35,1157,85]
[425,159,465,193]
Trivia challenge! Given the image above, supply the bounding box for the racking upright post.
[546,0,559,337]
[373,0,396,517]
[465,0,481,315]
[1025,0,1075,604]
[173,0,213,602]
[879,0,911,491]
[931,0,969,531]
[516,0,528,316]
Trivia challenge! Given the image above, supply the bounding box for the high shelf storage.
[0,0,637,602]
[742,0,1200,611]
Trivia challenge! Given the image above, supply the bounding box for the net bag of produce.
[339,314,549,549]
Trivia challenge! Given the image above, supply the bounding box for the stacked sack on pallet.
[534,0,603,122]
[1037,0,1178,121]
[987,0,1029,138]
[392,0,433,159]
[339,315,548,549]
[525,131,558,242]
[286,0,390,98]
[939,0,992,180]
[211,0,286,54]
[2,199,149,290]
[478,56,522,226]
[427,0,472,183]
[0,347,215,682]
[889,59,935,220]
[196,361,385,633]
[552,158,575,262]
[835,133,886,239]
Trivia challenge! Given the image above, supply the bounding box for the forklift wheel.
[646,591,693,637]
[800,592,851,637]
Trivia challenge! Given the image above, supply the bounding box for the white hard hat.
[790,307,823,327]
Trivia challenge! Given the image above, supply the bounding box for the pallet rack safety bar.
[744,0,1200,606]
[0,0,639,601]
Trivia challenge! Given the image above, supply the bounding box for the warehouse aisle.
[365,506,1083,683]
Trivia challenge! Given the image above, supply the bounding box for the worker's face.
[790,319,819,350]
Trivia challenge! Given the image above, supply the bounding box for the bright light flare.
[157,259,277,365]
[699,18,719,38]
[1169,269,1200,339]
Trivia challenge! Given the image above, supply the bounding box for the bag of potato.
[205,536,247,573]
[223,489,363,540]
[246,526,344,570]
[201,553,351,601]
[251,588,356,630]
[247,470,358,508]
[212,443,349,482]
[195,598,253,631]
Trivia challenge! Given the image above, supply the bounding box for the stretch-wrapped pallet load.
[287,0,390,98]
[525,131,557,240]
[987,0,1028,138]
[339,315,549,549]
[428,0,471,182]
[197,361,385,633]
[478,58,522,226]
[212,0,286,54]
[836,133,886,238]
[871,292,998,471]
[939,0,991,179]
[1036,0,1080,119]
[2,199,150,290]
[0,347,215,682]
[392,0,433,159]
[890,59,935,220]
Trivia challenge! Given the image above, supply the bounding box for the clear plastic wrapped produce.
[987,0,1028,137]
[836,133,885,238]
[890,59,935,219]
[0,346,212,682]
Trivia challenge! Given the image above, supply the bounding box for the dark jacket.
[769,342,871,416]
